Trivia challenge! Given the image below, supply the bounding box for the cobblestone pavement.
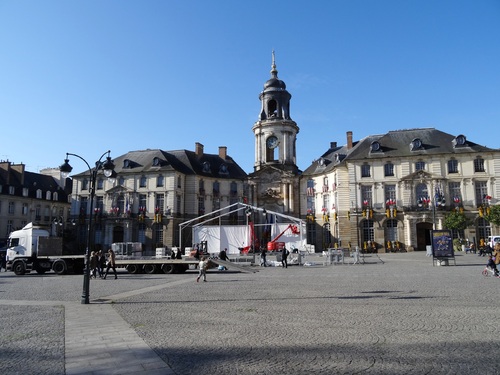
[1,252,500,374]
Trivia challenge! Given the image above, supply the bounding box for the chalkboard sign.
[431,230,454,258]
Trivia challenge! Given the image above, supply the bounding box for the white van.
[488,236,500,249]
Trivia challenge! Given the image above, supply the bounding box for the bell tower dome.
[252,51,299,173]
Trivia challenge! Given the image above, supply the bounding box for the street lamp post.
[60,150,115,304]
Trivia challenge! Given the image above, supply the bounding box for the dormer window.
[219,164,229,175]
[123,159,131,168]
[318,158,325,166]
[454,134,467,147]
[370,141,381,152]
[202,162,211,173]
[410,138,423,151]
[152,157,163,167]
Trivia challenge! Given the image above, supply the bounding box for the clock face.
[266,136,278,149]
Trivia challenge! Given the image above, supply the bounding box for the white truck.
[6,223,85,275]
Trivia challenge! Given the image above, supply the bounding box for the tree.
[484,205,500,227]
[443,210,469,232]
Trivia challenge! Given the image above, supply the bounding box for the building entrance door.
[113,225,124,243]
[416,222,433,251]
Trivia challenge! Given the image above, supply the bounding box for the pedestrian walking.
[196,256,208,282]
[103,248,118,280]
[281,247,289,268]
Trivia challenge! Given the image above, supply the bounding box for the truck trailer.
[6,223,85,275]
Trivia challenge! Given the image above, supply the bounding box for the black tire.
[162,264,174,274]
[52,260,67,275]
[143,264,156,274]
[13,261,26,276]
[126,264,139,274]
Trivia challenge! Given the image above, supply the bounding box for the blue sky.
[1,0,499,174]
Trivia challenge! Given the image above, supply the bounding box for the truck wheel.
[162,264,174,274]
[52,260,67,275]
[126,264,139,274]
[143,264,156,274]
[13,261,26,275]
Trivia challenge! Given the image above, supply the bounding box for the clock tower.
[249,52,300,214]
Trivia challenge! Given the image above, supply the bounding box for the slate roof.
[302,128,496,176]
[73,148,247,180]
[0,168,71,202]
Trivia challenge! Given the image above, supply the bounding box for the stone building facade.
[68,145,247,253]
[0,162,72,244]
[301,129,500,252]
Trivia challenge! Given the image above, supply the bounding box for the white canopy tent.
[179,203,307,255]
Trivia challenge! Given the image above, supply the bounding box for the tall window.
[176,194,182,214]
[8,202,15,214]
[156,193,165,212]
[139,194,147,211]
[362,220,374,242]
[447,159,458,174]
[177,175,182,188]
[140,176,147,188]
[323,194,330,213]
[415,161,425,171]
[416,183,429,201]
[385,184,396,203]
[212,182,220,211]
[22,203,29,215]
[474,157,485,172]
[36,189,42,199]
[384,162,394,177]
[6,220,13,236]
[80,197,88,214]
[155,227,164,246]
[361,186,372,206]
[94,224,102,246]
[475,181,488,207]
[82,179,89,191]
[138,223,146,243]
[306,179,315,213]
[46,191,52,200]
[361,164,371,178]
[198,196,205,215]
[157,175,164,187]
[322,222,332,248]
[97,178,104,190]
[477,217,491,245]
[117,195,125,213]
[95,196,104,213]
[385,219,398,242]
[449,182,461,202]
[35,205,41,220]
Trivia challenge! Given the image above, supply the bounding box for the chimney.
[219,146,227,160]
[346,131,353,150]
[330,142,337,149]
[0,161,10,185]
[195,142,204,157]
[11,163,25,185]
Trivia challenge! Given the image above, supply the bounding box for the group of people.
[260,246,289,268]
[90,248,118,280]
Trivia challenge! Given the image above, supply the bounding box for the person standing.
[196,256,208,282]
[97,250,106,278]
[90,251,98,279]
[103,248,118,280]
[261,247,267,267]
[281,247,289,268]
